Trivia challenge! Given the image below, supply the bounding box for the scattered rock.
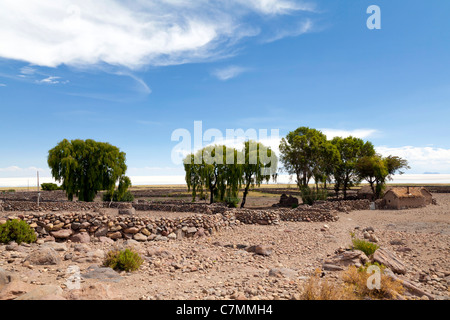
[268,268,298,279]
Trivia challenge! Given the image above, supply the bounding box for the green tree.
[331,137,375,199]
[240,140,278,208]
[279,127,328,190]
[357,154,410,199]
[184,145,234,204]
[48,139,129,202]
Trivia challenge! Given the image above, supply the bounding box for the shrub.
[0,219,37,244]
[41,183,61,191]
[300,187,328,205]
[342,264,405,300]
[351,238,379,256]
[103,248,143,272]
[103,190,135,202]
[225,196,240,208]
[299,269,356,300]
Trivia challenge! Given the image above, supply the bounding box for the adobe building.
[383,187,433,210]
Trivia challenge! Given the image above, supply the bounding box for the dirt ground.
[0,193,449,300]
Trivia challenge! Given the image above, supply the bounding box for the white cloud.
[20,66,37,75]
[0,0,314,70]
[320,128,378,140]
[0,166,50,178]
[36,76,61,84]
[263,19,313,43]
[376,146,450,174]
[0,83,6,87]
[212,65,248,81]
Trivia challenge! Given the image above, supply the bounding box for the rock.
[98,236,115,244]
[42,242,68,252]
[5,242,19,251]
[133,233,148,242]
[0,267,10,291]
[14,285,64,300]
[322,264,345,271]
[50,228,73,239]
[268,268,298,279]
[186,227,197,234]
[107,231,122,240]
[323,250,369,270]
[23,247,61,265]
[373,248,407,275]
[124,227,140,234]
[390,239,405,246]
[368,234,379,243]
[94,226,108,237]
[81,265,122,283]
[246,245,272,256]
[168,233,177,240]
[0,281,33,300]
[119,208,135,215]
[65,282,122,300]
[73,244,90,253]
[70,232,91,243]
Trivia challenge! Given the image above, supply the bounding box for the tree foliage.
[183,141,278,207]
[48,139,130,202]
[356,154,410,199]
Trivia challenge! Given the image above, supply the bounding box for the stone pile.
[272,194,299,208]
[278,207,339,222]
[7,211,237,242]
[1,201,102,212]
[232,209,280,225]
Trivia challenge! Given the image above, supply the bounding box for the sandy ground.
[0,194,449,300]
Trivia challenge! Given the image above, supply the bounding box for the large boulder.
[14,285,64,300]
[373,248,407,275]
[23,247,61,266]
[50,228,73,239]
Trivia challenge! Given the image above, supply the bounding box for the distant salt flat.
[1,174,450,188]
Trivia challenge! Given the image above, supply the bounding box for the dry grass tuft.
[342,264,405,300]
[299,269,357,300]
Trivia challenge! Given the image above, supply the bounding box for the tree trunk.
[240,181,251,208]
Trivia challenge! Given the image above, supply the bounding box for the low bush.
[103,248,143,272]
[300,187,328,205]
[225,197,240,208]
[103,190,135,202]
[41,183,61,191]
[351,238,379,256]
[0,219,37,244]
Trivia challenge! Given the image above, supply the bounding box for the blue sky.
[0,0,449,185]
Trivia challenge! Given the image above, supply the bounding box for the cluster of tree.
[40,183,63,191]
[279,127,410,201]
[48,139,131,202]
[183,141,277,207]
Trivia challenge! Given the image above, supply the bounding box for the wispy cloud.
[212,65,248,81]
[263,19,314,43]
[20,66,37,75]
[0,1,316,70]
[0,83,6,87]
[36,76,69,85]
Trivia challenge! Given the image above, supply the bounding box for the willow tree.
[184,145,244,205]
[48,139,129,202]
[240,140,278,208]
